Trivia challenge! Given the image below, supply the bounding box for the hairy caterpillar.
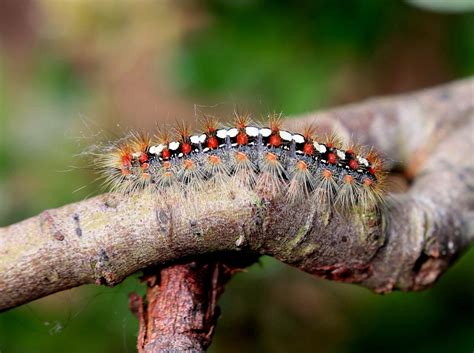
[93,114,385,213]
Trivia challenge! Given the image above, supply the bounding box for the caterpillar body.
[95,114,385,213]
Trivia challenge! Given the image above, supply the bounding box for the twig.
[129,254,254,353]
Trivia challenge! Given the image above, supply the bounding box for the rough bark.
[1,79,473,313]
[129,255,254,353]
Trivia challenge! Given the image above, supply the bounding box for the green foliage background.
[0,1,473,352]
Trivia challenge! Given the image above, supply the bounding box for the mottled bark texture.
[129,255,254,353]
[1,79,473,313]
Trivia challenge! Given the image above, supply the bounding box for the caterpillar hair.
[91,114,386,215]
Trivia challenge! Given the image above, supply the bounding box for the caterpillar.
[93,113,385,214]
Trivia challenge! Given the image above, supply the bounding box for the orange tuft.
[303,123,318,141]
[296,161,308,170]
[202,115,219,134]
[269,134,282,147]
[349,159,359,170]
[344,143,362,156]
[121,154,132,167]
[235,152,248,161]
[322,169,332,179]
[234,111,252,130]
[162,149,171,160]
[303,143,314,155]
[343,175,354,183]
[266,152,278,162]
[365,148,383,177]
[139,152,148,164]
[183,159,194,169]
[325,132,342,149]
[181,143,192,155]
[119,146,133,167]
[121,168,131,176]
[366,148,381,165]
[236,132,248,145]
[207,136,219,149]
[175,121,191,141]
[208,155,221,165]
[130,132,151,153]
[327,152,337,165]
[268,113,282,132]
[155,127,172,145]
[162,161,172,169]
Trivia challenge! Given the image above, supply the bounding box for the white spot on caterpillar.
[358,157,369,167]
[149,146,157,154]
[198,134,207,143]
[245,126,258,137]
[216,129,227,139]
[227,128,238,138]
[279,130,292,141]
[336,150,346,160]
[190,135,200,144]
[260,128,271,137]
[314,142,326,154]
[169,141,180,151]
[156,144,165,153]
[292,134,305,144]
[246,126,259,137]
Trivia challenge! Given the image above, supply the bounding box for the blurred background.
[0,0,473,352]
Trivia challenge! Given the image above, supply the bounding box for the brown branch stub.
[129,256,251,353]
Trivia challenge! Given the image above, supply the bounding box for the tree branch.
[129,254,255,353]
[1,79,473,312]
